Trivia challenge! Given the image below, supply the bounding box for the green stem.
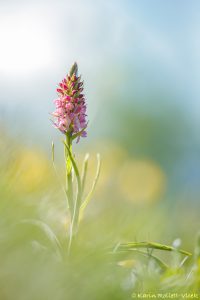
[65,134,73,213]
[64,133,74,254]
[64,141,82,254]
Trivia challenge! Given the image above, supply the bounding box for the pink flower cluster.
[52,63,87,141]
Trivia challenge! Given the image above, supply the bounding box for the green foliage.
[0,136,199,300]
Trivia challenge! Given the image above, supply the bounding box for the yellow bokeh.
[118,159,166,204]
[117,259,137,268]
[12,148,51,193]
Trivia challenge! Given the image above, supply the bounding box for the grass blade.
[20,219,62,258]
[79,153,101,222]
[117,241,192,256]
[81,153,89,197]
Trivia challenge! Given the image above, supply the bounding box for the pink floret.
[52,63,88,142]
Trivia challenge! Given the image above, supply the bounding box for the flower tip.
[69,62,78,77]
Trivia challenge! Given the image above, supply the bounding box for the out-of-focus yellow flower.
[12,148,50,193]
[117,259,137,268]
[118,159,166,204]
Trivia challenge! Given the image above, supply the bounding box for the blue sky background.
[0,0,199,193]
[0,0,199,133]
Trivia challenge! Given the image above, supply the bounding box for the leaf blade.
[79,153,101,222]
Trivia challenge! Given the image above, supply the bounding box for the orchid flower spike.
[52,62,87,142]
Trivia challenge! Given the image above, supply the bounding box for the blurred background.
[0,0,200,298]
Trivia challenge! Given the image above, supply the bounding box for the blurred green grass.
[0,130,200,299]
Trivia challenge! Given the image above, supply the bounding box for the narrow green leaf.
[20,219,62,258]
[79,153,101,222]
[81,153,89,196]
[63,141,82,238]
[63,141,81,190]
[117,241,192,256]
